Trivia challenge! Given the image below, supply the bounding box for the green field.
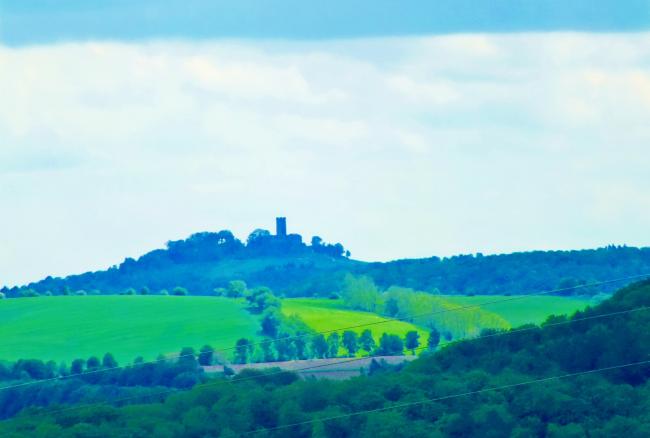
[0,296,260,364]
[439,295,598,327]
[282,298,429,344]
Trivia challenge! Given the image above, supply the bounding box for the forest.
[4,227,650,297]
[1,280,649,437]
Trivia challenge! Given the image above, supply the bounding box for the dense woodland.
[1,280,649,436]
[4,228,650,297]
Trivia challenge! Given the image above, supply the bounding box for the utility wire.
[245,359,650,435]
[5,304,647,421]
[1,273,647,393]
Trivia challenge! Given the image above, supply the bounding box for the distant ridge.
[4,220,650,297]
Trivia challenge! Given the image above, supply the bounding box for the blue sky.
[2,0,650,44]
[1,2,650,286]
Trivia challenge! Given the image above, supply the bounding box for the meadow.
[0,296,260,364]
[282,295,598,345]
[282,298,429,342]
[439,294,598,327]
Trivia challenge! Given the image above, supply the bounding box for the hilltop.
[5,218,650,297]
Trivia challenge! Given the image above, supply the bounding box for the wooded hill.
[2,280,649,436]
[7,228,650,297]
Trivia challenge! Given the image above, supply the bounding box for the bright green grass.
[282,298,429,344]
[439,295,598,327]
[0,296,259,364]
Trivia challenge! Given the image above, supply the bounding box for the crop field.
[439,295,598,327]
[0,296,260,364]
[282,298,429,343]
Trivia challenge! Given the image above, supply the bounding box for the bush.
[173,287,188,296]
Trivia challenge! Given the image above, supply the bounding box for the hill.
[5,221,650,297]
[2,281,649,436]
[282,298,429,345]
[0,296,260,363]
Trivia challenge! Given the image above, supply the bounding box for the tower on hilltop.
[276,217,287,237]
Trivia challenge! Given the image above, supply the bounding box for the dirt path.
[203,355,417,380]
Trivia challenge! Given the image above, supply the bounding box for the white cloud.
[1,33,650,286]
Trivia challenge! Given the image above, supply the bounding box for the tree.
[311,236,323,247]
[159,289,169,295]
[102,353,118,369]
[341,274,379,312]
[405,331,420,354]
[86,356,101,370]
[213,287,227,297]
[234,338,252,364]
[124,288,136,295]
[173,287,188,296]
[260,340,277,362]
[275,334,297,361]
[261,310,281,337]
[384,297,400,317]
[427,328,441,351]
[227,280,247,298]
[342,331,359,356]
[70,359,85,375]
[198,345,214,366]
[0,292,5,299]
[376,333,404,356]
[140,286,151,295]
[327,333,340,358]
[359,329,376,353]
[19,289,39,298]
[247,229,271,245]
[311,334,329,359]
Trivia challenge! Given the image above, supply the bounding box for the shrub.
[173,287,188,296]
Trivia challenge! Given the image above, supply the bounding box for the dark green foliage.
[70,358,85,375]
[226,280,247,298]
[427,328,441,350]
[376,333,404,356]
[234,339,253,364]
[172,286,188,296]
[405,331,420,354]
[102,353,118,369]
[359,329,376,353]
[18,229,648,298]
[198,345,214,366]
[326,332,340,358]
[311,334,329,359]
[0,348,206,420]
[3,281,650,436]
[342,330,359,356]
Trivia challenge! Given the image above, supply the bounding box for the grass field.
[439,295,598,327]
[0,296,260,364]
[282,298,429,344]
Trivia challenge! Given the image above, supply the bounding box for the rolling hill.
[5,225,650,297]
[0,295,260,364]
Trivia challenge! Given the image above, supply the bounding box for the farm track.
[204,355,417,380]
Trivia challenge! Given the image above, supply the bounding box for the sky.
[1,2,650,287]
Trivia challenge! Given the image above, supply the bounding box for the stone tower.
[276,217,287,237]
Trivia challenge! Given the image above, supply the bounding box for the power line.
[245,359,650,435]
[1,272,647,392]
[4,304,647,421]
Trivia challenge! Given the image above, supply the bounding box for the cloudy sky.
[1,1,650,287]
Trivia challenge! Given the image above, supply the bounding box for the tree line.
[2,280,649,436]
